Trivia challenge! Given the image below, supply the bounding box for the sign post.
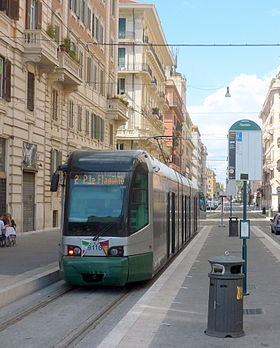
[228,119,263,296]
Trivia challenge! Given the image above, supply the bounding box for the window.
[52,89,58,121]
[117,78,125,95]
[99,69,104,96]
[93,64,97,90]
[91,113,95,139]
[68,99,74,128]
[50,148,62,174]
[77,105,82,131]
[128,164,149,234]
[118,48,126,69]
[85,110,90,135]
[0,57,11,101]
[111,0,115,17]
[0,0,19,20]
[27,72,35,111]
[87,57,92,83]
[119,18,126,39]
[26,0,42,29]
[79,52,83,79]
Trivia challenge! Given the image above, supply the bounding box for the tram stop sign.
[228,119,262,181]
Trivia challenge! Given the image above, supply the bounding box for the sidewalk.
[2,220,280,347]
[96,220,280,348]
[0,228,61,307]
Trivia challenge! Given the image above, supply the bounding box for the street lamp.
[225,86,231,97]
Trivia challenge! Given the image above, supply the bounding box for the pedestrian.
[3,213,16,246]
[0,215,5,246]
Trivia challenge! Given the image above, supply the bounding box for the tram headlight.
[67,245,81,256]
[108,246,124,257]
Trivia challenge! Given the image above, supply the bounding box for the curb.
[0,266,61,308]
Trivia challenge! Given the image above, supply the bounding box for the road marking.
[96,226,211,348]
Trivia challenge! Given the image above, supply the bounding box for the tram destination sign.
[228,119,262,181]
[73,173,126,185]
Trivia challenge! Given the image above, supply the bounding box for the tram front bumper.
[61,256,129,286]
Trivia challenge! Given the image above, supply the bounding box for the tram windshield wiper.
[92,220,117,241]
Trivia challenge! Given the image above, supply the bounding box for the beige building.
[116,0,175,161]
[191,126,207,194]
[206,168,216,199]
[259,75,280,214]
[0,0,127,232]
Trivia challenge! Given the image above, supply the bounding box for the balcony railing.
[107,97,129,124]
[118,31,135,40]
[56,51,82,90]
[24,29,58,66]
[118,63,153,79]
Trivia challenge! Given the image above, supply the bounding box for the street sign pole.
[241,179,249,296]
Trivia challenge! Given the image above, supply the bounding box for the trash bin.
[205,255,245,338]
[229,216,239,237]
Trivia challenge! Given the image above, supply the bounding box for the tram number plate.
[85,241,109,256]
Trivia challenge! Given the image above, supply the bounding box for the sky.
[140,0,280,186]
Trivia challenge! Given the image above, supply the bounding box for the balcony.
[55,51,82,92]
[118,63,153,80]
[107,97,129,125]
[170,102,184,122]
[23,29,59,69]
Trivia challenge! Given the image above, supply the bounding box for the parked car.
[270,213,280,234]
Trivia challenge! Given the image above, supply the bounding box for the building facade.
[191,125,207,194]
[206,167,216,199]
[0,0,127,232]
[116,0,175,161]
[259,76,280,214]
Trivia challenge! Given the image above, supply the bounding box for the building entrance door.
[23,172,35,232]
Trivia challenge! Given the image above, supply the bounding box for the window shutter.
[0,0,8,11]
[8,0,19,20]
[101,119,104,142]
[36,1,42,29]
[58,151,62,166]
[4,59,11,102]
[50,149,55,174]
[27,72,35,111]
[25,0,31,29]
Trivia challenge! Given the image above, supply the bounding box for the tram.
[51,150,205,286]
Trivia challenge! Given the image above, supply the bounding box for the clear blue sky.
[141,0,280,105]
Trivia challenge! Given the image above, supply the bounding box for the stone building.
[116,0,175,161]
[0,0,127,232]
[259,76,280,214]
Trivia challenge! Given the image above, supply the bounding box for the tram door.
[167,192,176,258]
[23,172,35,232]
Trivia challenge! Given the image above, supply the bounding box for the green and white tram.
[51,150,204,286]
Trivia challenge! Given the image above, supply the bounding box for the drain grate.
[243,308,264,315]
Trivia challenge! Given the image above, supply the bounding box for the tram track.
[53,287,133,348]
[0,281,73,333]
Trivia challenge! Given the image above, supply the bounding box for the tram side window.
[128,168,148,234]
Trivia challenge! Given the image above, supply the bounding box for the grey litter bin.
[205,256,245,338]
[229,217,239,237]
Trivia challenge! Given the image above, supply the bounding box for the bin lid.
[208,255,244,265]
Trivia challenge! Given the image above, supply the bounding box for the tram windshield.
[64,172,129,236]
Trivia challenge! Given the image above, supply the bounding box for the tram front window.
[65,172,128,236]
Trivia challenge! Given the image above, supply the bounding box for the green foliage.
[46,24,55,39]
